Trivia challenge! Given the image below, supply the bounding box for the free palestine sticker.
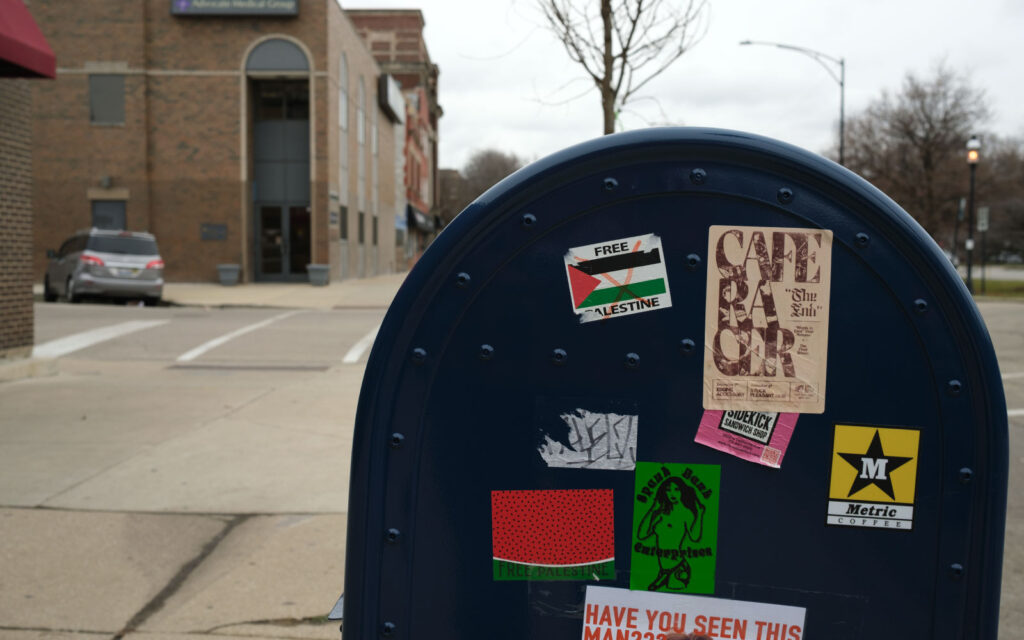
[631,462,719,594]
[491,489,614,580]
[826,424,920,530]
[564,233,672,323]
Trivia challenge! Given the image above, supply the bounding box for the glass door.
[288,206,311,275]
[259,205,285,276]
[257,204,311,280]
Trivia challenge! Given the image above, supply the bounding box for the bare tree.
[975,136,1024,260]
[463,149,525,198]
[843,63,990,242]
[539,0,708,134]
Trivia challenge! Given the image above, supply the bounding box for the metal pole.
[838,58,845,166]
[952,204,960,266]
[966,163,976,294]
[739,41,845,165]
[982,227,987,294]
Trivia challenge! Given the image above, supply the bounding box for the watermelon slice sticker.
[491,489,615,581]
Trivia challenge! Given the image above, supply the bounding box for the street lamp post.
[740,40,845,165]
[966,135,980,294]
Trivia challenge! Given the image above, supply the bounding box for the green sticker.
[630,462,720,594]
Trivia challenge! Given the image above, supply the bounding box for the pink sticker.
[695,410,799,468]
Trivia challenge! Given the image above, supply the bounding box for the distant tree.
[438,149,526,223]
[538,0,708,134]
[975,136,1024,259]
[842,63,990,242]
[463,149,525,198]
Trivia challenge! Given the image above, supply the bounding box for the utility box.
[338,129,1007,639]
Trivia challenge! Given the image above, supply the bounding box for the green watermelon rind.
[492,558,615,581]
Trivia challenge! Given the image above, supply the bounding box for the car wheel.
[65,276,79,303]
[43,277,57,302]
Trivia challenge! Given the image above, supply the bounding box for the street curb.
[0,357,58,384]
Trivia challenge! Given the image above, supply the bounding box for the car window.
[72,236,88,253]
[57,239,72,258]
[87,236,159,255]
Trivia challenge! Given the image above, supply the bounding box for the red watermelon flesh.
[491,489,614,565]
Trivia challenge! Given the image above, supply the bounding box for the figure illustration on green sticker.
[631,462,719,594]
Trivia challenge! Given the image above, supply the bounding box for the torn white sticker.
[539,409,637,470]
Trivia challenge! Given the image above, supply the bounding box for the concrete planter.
[217,264,240,286]
[307,264,330,287]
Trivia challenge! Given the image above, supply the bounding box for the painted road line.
[1002,372,1024,380]
[343,324,380,364]
[176,311,302,363]
[1009,409,1024,418]
[33,320,170,358]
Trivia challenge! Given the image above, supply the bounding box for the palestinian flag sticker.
[564,233,672,323]
[491,489,615,581]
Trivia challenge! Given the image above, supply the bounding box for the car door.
[48,238,71,294]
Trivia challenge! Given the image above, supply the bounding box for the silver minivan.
[44,229,164,305]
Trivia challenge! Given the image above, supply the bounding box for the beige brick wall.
[0,80,35,358]
[327,3,398,278]
[28,0,397,283]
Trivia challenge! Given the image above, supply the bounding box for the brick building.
[1,0,55,359]
[28,0,417,283]
[347,9,441,267]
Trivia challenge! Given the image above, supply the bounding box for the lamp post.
[966,135,980,294]
[740,40,845,165]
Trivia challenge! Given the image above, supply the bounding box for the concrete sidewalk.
[29,272,409,311]
[163,272,408,310]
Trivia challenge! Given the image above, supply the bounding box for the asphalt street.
[0,298,1022,639]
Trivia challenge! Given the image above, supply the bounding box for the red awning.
[0,0,55,78]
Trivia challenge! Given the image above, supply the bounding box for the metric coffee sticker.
[826,424,920,531]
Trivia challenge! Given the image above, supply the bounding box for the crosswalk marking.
[176,311,303,362]
[33,320,170,359]
[342,324,380,364]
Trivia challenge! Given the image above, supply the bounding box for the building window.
[339,54,348,131]
[372,215,378,246]
[358,211,365,244]
[91,200,126,229]
[372,105,378,156]
[357,77,365,146]
[340,205,348,240]
[89,75,125,125]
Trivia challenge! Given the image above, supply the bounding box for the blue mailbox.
[339,128,1007,638]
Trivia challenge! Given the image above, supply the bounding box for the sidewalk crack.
[111,514,251,640]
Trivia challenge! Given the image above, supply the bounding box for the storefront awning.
[407,204,435,233]
[0,0,56,78]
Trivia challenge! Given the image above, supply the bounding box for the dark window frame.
[89,74,125,125]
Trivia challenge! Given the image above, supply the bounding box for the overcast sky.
[347,0,1024,170]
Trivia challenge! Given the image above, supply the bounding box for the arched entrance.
[246,38,311,281]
